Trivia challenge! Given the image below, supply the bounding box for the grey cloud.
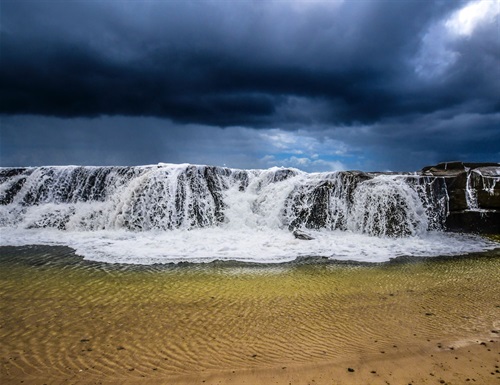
[1,0,474,125]
[1,0,498,171]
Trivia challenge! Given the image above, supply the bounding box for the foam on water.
[0,227,496,265]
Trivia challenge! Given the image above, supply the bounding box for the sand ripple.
[1,246,499,382]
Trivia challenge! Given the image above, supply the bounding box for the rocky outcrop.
[1,162,498,236]
[421,162,500,234]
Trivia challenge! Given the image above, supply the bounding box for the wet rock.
[286,172,371,232]
[1,162,498,236]
[446,211,500,234]
[421,161,499,176]
[422,162,500,234]
[292,230,314,240]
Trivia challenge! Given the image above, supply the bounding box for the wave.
[0,163,497,264]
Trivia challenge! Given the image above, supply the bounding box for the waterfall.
[2,163,498,264]
[465,168,479,210]
[347,176,428,237]
[0,164,449,237]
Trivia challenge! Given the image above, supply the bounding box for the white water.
[472,168,499,196]
[0,164,497,264]
[1,227,496,265]
[465,169,479,210]
[347,176,428,236]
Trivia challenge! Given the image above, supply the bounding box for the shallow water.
[1,246,499,382]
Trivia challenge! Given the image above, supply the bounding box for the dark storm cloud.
[1,0,481,126]
[1,0,499,171]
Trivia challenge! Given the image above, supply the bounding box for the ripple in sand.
[1,245,499,382]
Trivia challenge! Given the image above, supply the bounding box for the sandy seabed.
[0,245,499,385]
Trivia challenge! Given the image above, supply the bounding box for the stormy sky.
[1,0,499,171]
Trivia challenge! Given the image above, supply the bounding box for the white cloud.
[413,0,499,79]
[445,0,499,37]
[259,154,346,172]
[259,131,298,149]
[261,128,349,156]
[255,127,352,171]
[413,25,459,78]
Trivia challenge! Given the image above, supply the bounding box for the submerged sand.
[0,246,499,384]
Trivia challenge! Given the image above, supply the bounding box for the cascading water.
[0,164,496,264]
[347,176,428,237]
[0,164,444,235]
[464,167,499,210]
[465,168,479,210]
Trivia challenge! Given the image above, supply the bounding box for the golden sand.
[0,246,499,384]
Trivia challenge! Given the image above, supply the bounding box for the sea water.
[0,164,497,265]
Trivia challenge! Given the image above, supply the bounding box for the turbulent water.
[0,163,497,264]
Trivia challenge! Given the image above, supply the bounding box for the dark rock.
[347,367,355,372]
[422,162,500,234]
[0,176,27,205]
[422,161,467,176]
[292,230,314,240]
[445,211,500,234]
[443,172,469,211]
[422,161,499,176]
[269,168,299,183]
